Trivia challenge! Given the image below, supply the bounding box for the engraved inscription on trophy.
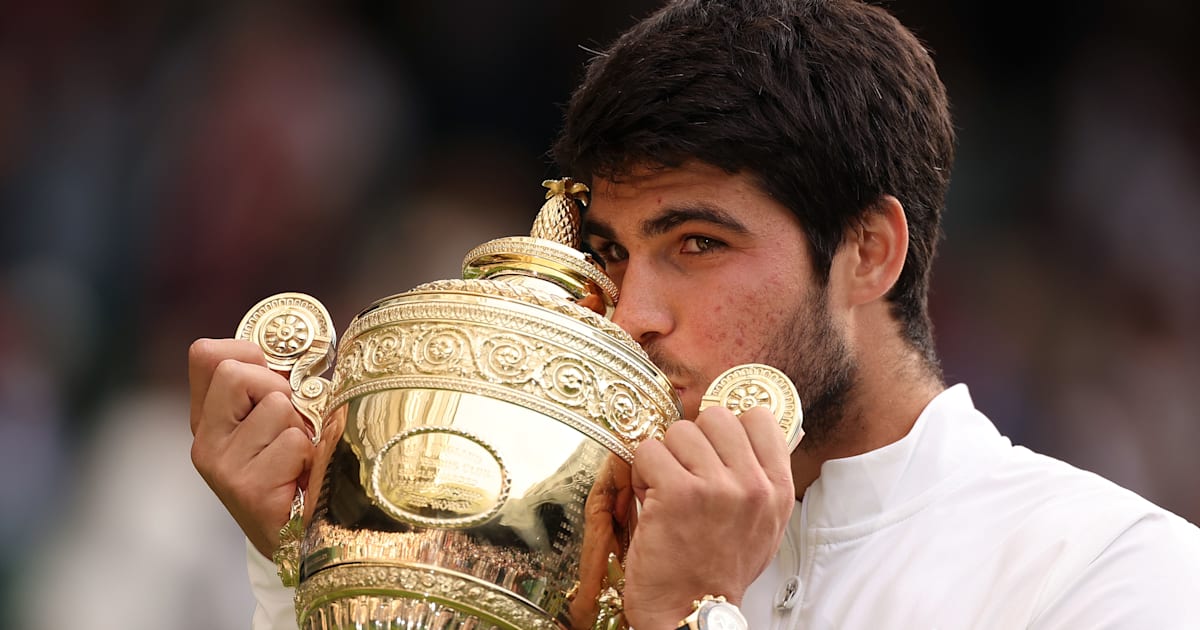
[370,427,511,528]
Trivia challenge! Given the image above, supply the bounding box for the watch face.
[699,603,749,630]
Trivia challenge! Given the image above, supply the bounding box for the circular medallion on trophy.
[235,292,335,373]
[700,363,804,453]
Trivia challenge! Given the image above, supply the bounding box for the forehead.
[584,162,800,237]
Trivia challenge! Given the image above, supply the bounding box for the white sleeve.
[1030,512,1200,629]
[247,539,300,630]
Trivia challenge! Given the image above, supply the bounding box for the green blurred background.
[1,1,1197,627]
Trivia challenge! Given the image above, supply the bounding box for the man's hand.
[188,338,315,558]
[623,405,795,630]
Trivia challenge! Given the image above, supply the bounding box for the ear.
[835,195,908,307]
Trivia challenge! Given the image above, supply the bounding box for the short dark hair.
[554,0,955,368]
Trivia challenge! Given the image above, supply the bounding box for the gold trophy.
[235,179,803,629]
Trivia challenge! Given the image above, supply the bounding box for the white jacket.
[248,385,1200,628]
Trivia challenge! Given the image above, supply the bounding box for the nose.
[610,259,674,345]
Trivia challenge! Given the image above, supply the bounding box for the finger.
[196,358,292,439]
[189,338,269,433]
[611,454,636,523]
[660,419,725,475]
[631,438,679,503]
[739,406,793,486]
[632,423,722,500]
[694,406,757,470]
[252,425,314,492]
[226,391,308,463]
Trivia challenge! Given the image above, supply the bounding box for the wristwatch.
[675,595,749,630]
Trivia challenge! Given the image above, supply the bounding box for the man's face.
[584,162,857,446]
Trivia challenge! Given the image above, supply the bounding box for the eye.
[590,240,629,264]
[680,236,724,254]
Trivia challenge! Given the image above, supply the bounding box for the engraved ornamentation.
[363,331,405,374]
[600,383,657,440]
[299,377,327,399]
[401,279,642,360]
[264,312,313,356]
[296,564,559,630]
[461,238,619,305]
[481,335,535,383]
[321,287,679,462]
[416,328,471,373]
[727,382,772,413]
[339,339,365,384]
[236,292,335,373]
[542,357,595,407]
[343,374,638,462]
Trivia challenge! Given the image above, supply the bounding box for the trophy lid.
[462,179,618,317]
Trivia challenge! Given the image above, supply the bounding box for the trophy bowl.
[235,180,801,630]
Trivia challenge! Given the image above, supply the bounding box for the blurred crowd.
[0,1,1196,627]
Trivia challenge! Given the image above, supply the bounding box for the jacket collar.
[803,384,1009,532]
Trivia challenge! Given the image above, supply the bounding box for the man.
[189,0,1200,628]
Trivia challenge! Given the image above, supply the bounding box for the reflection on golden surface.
[297,564,557,630]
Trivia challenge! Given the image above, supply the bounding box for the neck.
[790,346,943,500]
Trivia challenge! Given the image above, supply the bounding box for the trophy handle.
[235,292,337,443]
[236,292,337,587]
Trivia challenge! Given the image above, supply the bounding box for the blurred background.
[0,0,1196,627]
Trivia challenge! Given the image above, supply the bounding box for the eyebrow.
[582,216,617,241]
[584,203,751,242]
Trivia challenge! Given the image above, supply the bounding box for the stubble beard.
[643,287,858,451]
[761,287,859,452]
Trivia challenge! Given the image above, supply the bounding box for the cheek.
[698,275,792,360]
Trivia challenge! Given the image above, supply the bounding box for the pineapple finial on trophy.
[463,177,618,316]
[531,178,589,247]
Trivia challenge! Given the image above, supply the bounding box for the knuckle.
[727,470,771,502]
[663,418,701,443]
[744,477,772,503]
[211,357,247,385]
[277,426,313,451]
[662,419,687,438]
[190,430,228,476]
[775,466,794,487]
[189,439,211,473]
[695,405,736,427]
[188,338,214,366]
[262,390,293,410]
[631,437,661,464]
